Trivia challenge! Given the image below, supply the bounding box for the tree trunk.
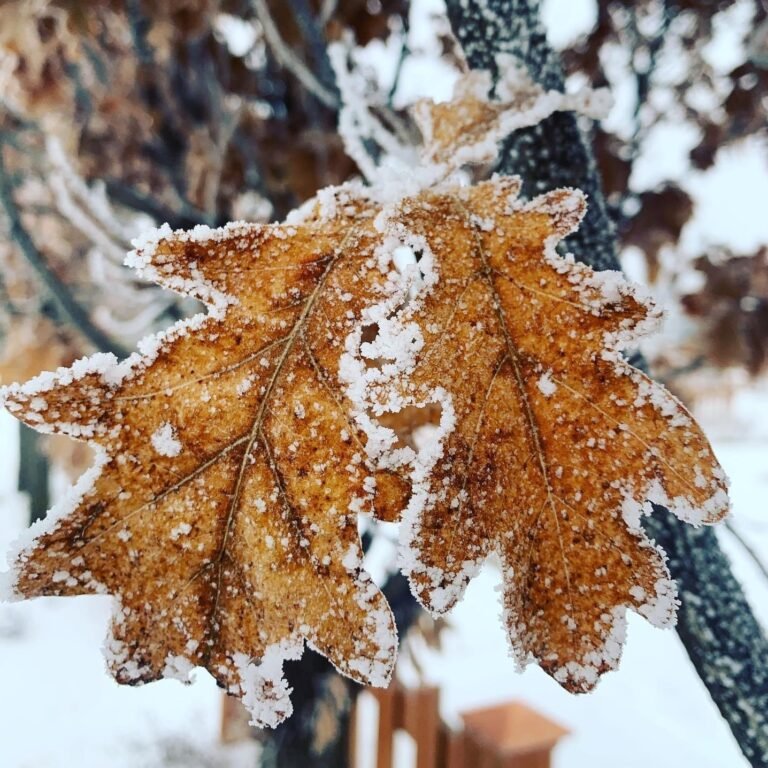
[257,570,422,768]
[444,2,768,766]
[18,422,49,524]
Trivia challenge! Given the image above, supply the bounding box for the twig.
[387,20,410,108]
[726,520,768,583]
[103,179,211,230]
[288,0,338,92]
[0,142,129,357]
[252,0,339,109]
[318,0,337,25]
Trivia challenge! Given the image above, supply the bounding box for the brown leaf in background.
[682,248,768,375]
[622,185,694,282]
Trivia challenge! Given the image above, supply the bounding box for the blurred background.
[0,0,766,765]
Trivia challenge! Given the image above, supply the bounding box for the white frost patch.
[237,375,256,396]
[634,577,679,629]
[232,640,304,728]
[150,422,182,457]
[170,522,192,541]
[392,245,417,273]
[537,370,557,397]
[0,446,110,601]
[428,560,482,613]
[341,544,361,571]
[162,654,196,683]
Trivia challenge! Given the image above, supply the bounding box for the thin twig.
[318,0,337,25]
[387,21,410,108]
[252,0,339,109]
[0,142,129,357]
[288,0,338,91]
[726,520,768,583]
[103,179,210,230]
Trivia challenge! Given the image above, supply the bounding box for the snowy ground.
[0,391,766,767]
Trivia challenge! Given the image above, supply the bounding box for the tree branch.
[726,520,768,584]
[445,2,768,765]
[0,143,129,358]
[446,0,618,271]
[252,0,339,109]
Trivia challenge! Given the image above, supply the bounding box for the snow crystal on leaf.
[232,641,304,728]
[163,654,196,683]
[537,370,557,397]
[169,523,192,541]
[150,422,182,457]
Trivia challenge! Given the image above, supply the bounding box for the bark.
[18,423,49,524]
[258,570,423,768]
[445,2,768,766]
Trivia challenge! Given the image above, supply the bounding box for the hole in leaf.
[360,323,379,345]
[360,323,383,370]
[376,402,442,451]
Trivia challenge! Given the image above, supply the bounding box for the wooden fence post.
[348,685,569,768]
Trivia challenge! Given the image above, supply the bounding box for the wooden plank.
[348,693,358,768]
[416,687,440,768]
[443,727,465,768]
[375,685,397,768]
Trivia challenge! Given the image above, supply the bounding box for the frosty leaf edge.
[0,210,412,728]
[339,175,730,693]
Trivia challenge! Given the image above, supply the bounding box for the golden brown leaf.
[411,65,611,170]
[0,54,732,717]
[346,177,729,693]
[1,199,413,726]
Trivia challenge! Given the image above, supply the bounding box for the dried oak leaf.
[411,64,611,170]
[353,176,729,693]
[0,201,413,727]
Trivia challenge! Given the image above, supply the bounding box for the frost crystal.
[150,422,182,457]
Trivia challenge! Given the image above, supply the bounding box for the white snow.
[232,640,303,728]
[537,370,557,397]
[169,522,192,541]
[150,422,182,458]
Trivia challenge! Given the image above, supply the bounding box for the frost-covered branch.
[445,0,618,272]
[252,0,339,109]
[44,137,179,340]
[328,41,415,181]
[446,2,768,766]
[0,141,128,358]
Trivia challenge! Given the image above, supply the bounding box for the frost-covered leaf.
[0,202,414,727]
[411,59,611,171]
[347,176,729,693]
[0,67,730,715]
